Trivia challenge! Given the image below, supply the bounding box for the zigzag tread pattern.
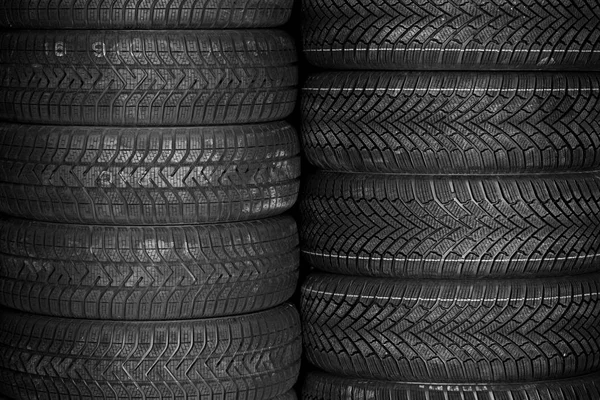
[302,72,600,173]
[0,123,300,224]
[303,371,600,400]
[0,215,299,320]
[0,304,301,400]
[0,30,298,126]
[301,273,600,382]
[300,171,600,277]
[0,0,294,29]
[302,0,600,69]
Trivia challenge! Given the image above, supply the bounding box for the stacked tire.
[300,1,600,399]
[0,2,301,399]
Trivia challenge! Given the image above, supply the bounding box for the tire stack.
[299,1,600,399]
[0,2,301,399]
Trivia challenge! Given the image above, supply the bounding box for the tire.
[0,215,298,320]
[302,0,600,70]
[0,30,297,126]
[303,371,600,400]
[0,123,300,224]
[0,304,301,400]
[301,273,600,383]
[301,171,600,278]
[0,0,293,29]
[302,72,600,173]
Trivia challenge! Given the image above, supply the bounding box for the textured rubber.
[0,123,300,224]
[303,0,600,70]
[0,215,298,320]
[0,304,301,400]
[302,72,600,173]
[303,371,600,400]
[0,30,297,126]
[301,171,600,278]
[280,391,297,400]
[0,0,293,29]
[301,273,600,382]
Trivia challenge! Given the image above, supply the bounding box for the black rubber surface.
[0,304,301,400]
[302,72,600,173]
[0,30,297,126]
[0,0,294,29]
[281,391,298,400]
[303,371,600,400]
[301,171,600,278]
[301,273,600,382]
[0,123,300,224]
[303,0,600,70]
[0,215,298,320]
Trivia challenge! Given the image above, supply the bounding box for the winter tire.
[302,273,600,382]
[0,123,300,224]
[303,0,600,70]
[0,30,297,126]
[0,304,301,400]
[303,371,600,400]
[0,216,299,320]
[301,171,600,277]
[0,0,294,29]
[302,72,600,173]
